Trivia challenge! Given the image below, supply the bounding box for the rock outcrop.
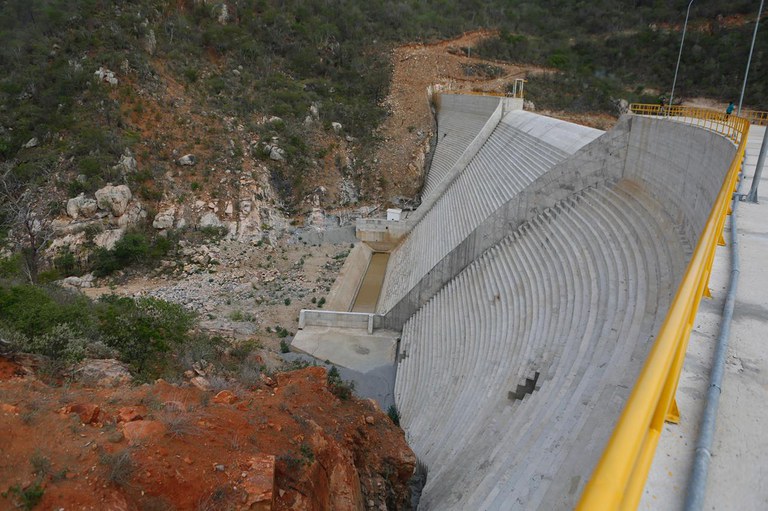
[95,184,132,217]
[66,194,98,219]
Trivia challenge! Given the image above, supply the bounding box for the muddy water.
[351,252,389,313]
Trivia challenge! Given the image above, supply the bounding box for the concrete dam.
[294,94,740,510]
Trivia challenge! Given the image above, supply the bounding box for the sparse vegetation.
[100,450,134,487]
[327,366,355,401]
[387,405,401,427]
[2,483,44,510]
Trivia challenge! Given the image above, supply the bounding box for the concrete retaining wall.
[325,243,373,312]
[299,309,382,334]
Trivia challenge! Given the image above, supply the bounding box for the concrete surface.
[281,352,398,409]
[291,326,398,374]
[288,326,400,409]
[642,125,768,511]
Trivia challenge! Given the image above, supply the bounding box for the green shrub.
[20,324,88,364]
[2,483,44,510]
[97,295,196,374]
[54,251,79,277]
[0,284,93,338]
[387,404,400,426]
[279,340,290,353]
[327,365,355,400]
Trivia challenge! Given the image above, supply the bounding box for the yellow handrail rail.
[576,104,750,511]
[741,108,768,126]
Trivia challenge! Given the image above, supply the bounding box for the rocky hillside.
[0,361,415,510]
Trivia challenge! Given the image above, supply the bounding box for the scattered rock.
[112,151,138,175]
[523,99,536,111]
[94,67,118,86]
[153,207,176,230]
[365,416,375,425]
[177,154,197,166]
[95,184,132,216]
[117,407,144,423]
[269,146,286,161]
[72,358,133,387]
[616,98,630,114]
[122,420,166,445]
[190,376,211,391]
[61,403,101,425]
[260,374,275,387]
[213,390,238,405]
[192,359,212,377]
[1,403,20,414]
[331,122,343,134]
[214,464,225,472]
[339,179,359,206]
[60,274,95,289]
[310,103,320,120]
[23,137,39,148]
[116,201,147,229]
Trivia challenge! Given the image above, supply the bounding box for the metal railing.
[741,108,768,126]
[576,104,750,511]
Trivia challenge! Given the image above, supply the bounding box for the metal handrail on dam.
[577,105,750,510]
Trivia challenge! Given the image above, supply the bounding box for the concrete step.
[396,179,688,510]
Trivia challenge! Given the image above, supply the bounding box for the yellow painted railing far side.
[576,104,750,511]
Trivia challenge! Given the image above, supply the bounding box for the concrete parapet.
[299,309,382,334]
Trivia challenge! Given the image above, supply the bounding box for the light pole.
[744,0,766,203]
[737,0,765,115]
[669,0,696,110]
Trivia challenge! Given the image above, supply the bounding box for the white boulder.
[66,194,98,219]
[95,185,132,216]
[153,207,176,230]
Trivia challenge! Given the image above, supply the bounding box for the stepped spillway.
[378,110,602,315]
[396,180,690,510]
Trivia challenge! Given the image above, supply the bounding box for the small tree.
[0,162,57,284]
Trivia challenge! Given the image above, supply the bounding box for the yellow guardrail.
[576,104,750,511]
[741,108,768,126]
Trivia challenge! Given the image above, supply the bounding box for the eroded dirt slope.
[0,362,414,510]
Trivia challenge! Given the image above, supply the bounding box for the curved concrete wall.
[378,111,602,319]
[394,116,737,510]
